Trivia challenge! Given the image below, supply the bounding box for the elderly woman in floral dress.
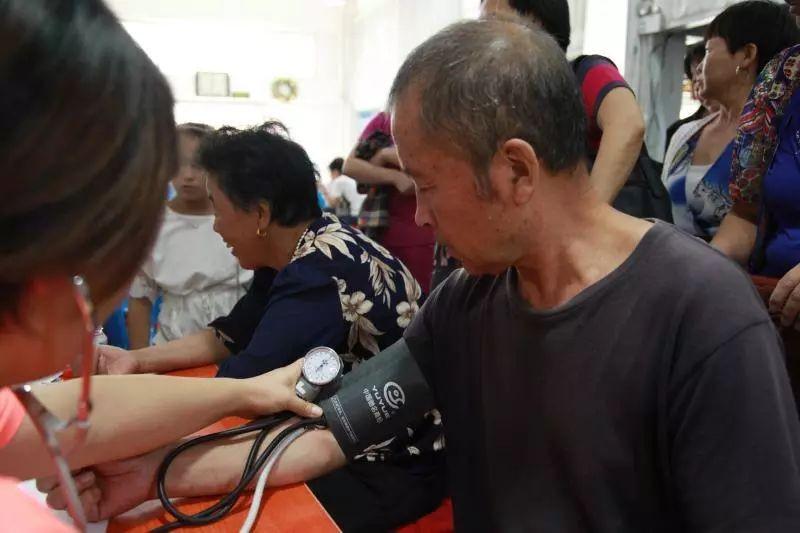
[97,122,445,531]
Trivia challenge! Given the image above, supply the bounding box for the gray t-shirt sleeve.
[669,319,800,531]
[403,274,453,389]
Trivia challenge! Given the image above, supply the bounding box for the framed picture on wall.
[195,72,230,97]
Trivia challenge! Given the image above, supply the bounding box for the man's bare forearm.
[160,424,346,498]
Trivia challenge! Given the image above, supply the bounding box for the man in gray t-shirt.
[405,220,800,531]
[341,16,799,531]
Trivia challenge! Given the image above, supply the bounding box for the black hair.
[481,0,571,51]
[684,42,706,80]
[0,0,176,317]
[328,157,344,173]
[706,1,800,74]
[199,121,322,226]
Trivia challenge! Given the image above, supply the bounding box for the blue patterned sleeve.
[730,45,800,205]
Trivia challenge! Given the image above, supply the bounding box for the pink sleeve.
[358,112,392,141]
[0,388,26,449]
[0,477,76,532]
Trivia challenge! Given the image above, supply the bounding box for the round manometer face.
[302,347,343,386]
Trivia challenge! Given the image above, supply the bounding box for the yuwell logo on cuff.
[363,382,407,424]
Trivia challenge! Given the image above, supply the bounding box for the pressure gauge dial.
[295,347,343,402]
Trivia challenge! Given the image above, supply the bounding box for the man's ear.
[499,138,540,205]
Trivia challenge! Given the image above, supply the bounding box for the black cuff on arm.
[320,339,436,460]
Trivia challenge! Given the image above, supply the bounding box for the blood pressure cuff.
[319,339,435,460]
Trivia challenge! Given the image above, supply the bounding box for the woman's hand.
[392,173,416,195]
[769,263,800,330]
[237,358,323,419]
[95,345,140,375]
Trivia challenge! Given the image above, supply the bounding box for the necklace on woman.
[290,225,311,261]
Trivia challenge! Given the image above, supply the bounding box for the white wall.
[105,0,628,173]
[342,0,466,142]
[583,0,629,73]
[108,0,471,178]
[107,0,349,178]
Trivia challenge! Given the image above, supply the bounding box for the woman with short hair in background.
[663,1,800,239]
[664,42,717,155]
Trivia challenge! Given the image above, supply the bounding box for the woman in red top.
[343,113,436,292]
[481,0,646,203]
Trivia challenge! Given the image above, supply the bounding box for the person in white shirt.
[127,123,252,348]
[324,157,365,226]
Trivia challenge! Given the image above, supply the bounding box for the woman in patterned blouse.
[97,122,445,530]
[713,36,800,330]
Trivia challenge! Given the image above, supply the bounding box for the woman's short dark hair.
[199,122,322,226]
[706,1,800,74]
[0,0,177,319]
[328,157,344,173]
[481,0,571,51]
[684,42,706,80]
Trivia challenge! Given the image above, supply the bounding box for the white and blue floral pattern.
[214,214,442,461]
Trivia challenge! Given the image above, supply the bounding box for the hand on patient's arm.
[39,455,158,523]
[40,424,345,522]
[38,448,163,523]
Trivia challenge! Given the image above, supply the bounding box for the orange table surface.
[107,365,340,532]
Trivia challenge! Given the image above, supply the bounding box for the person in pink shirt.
[344,113,436,292]
[0,392,73,532]
[0,1,319,530]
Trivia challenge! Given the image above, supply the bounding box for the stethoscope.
[13,276,96,532]
[152,346,344,532]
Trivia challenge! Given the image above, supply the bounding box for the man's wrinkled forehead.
[388,88,422,147]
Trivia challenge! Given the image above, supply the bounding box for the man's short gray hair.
[388,17,587,194]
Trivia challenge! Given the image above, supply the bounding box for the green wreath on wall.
[271,77,299,103]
